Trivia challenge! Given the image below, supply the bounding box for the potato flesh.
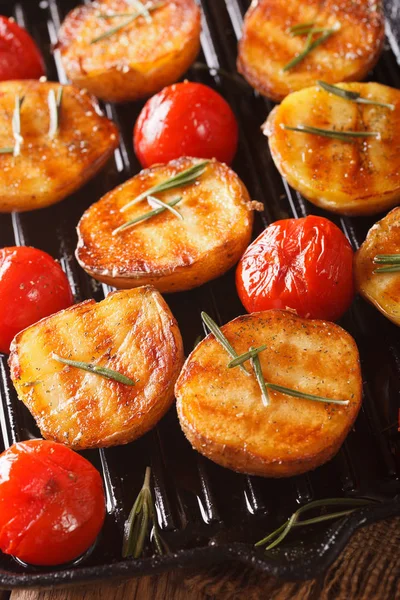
[237,0,384,101]
[9,287,184,450]
[76,157,254,292]
[0,80,118,212]
[264,83,400,216]
[176,310,362,477]
[58,0,201,102]
[355,207,400,326]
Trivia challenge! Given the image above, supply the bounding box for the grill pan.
[0,0,400,588]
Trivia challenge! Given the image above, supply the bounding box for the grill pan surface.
[0,0,400,588]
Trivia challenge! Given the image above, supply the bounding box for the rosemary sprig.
[146,195,183,220]
[317,81,395,110]
[255,498,373,550]
[283,24,340,71]
[91,2,163,44]
[228,345,268,368]
[12,94,25,157]
[0,147,14,154]
[48,87,63,139]
[128,0,152,23]
[201,312,248,375]
[283,124,380,142]
[51,353,136,386]
[113,197,182,235]
[373,254,400,274]
[122,466,168,558]
[250,349,270,407]
[291,26,333,37]
[289,21,315,33]
[121,160,209,213]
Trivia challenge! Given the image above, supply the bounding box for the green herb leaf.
[291,26,334,37]
[121,160,209,213]
[146,194,183,220]
[228,344,268,368]
[0,147,14,154]
[91,2,164,44]
[51,353,136,386]
[12,94,24,157]
[48,87,63,139]
[265,382,349,405]
[113,196,182,235]
[283,124,380,142]
[201,312,248,375]
[373,253,400,273]
[289,21,316,33]
[128,0,152,23]
[317,81,395,110]
[255,497,374,550]
[283,24,340,71]
[250,348,270,407]
[122,466,168,558]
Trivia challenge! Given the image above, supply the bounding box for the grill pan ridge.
[0,0,400,587]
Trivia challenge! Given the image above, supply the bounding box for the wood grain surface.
[7,516,400,600]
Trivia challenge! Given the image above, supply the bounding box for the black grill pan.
[0,0,400,588]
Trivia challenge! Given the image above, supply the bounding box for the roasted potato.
[355,207,400,326]
[9,286,184,450]
[264,82,400,216]
[76,157,256,293]
[237,0,384,102]
[57,0,201,103]
[0,80,118,212]
[176,310,362,477]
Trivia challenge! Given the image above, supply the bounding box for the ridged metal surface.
[0,0,399,587]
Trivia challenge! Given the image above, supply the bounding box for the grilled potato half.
[57,0,201,103]
[76,157,255,293]
[0,80,118,212]
[9,286,184,450]
[264,82,400,216]
[355,207,400,326]
[237,0,384,102]
[176,310,362,477]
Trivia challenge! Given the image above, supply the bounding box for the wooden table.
[4,516,400,600]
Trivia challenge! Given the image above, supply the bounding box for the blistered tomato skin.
[236,215,354,321]
[0,17,45,81]
[134,82,239,167]
[0,246,73,354]
[0,440,105,566]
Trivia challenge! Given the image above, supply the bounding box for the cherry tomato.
[0,16,45,81]
[236,216,354,321]
[0,247,73,354]
[0,439,105,566]
[134,82,239,167]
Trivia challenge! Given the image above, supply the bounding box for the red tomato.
[0,247,73,354]
[236,216,354,321]
[0,16,45,81]
[0,439,105,566]
[134,82,239,167]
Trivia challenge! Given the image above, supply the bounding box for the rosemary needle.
[283,25,340,72]
[12,94,25,157]
[91,2,164,44]
[317,80,395,110]
[265,382,349,406]
[283,124,380,142]
[0,147,14,154]
[48,86,63,139]
[200,312,248,375]
[146,195,184,220]
[255,497,373,550]
[113,196,182,234]
[250,349,270,407]
[121,160,209,213]
[51,353,136,386]
[373,253,400,274]
[228,345,268,368]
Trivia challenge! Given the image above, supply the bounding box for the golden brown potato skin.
[237,0,384,102]
[76,157,255,293]
[0,80,118,212]
[57,0,201,103]
[176,310,362,478]
[355,208,400,326]
[264,83,400,216]
[9,286,184,450]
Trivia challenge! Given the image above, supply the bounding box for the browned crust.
[57,0,201,103]
[76,157,255,293]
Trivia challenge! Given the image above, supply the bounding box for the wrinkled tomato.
[236,215,354,321]
[0,439,105,566]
